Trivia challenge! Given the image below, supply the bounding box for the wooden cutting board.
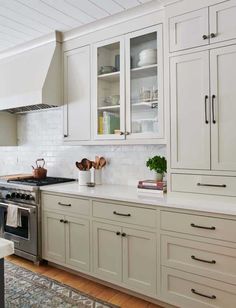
[0,174,34,181]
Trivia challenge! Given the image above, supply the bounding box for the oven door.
[0,202,37,256]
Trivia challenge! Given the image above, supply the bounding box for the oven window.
[4,210,29,239]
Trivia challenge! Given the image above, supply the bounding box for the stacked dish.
[138,49,157,67]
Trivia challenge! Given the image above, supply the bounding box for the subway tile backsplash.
[0,108,166,186]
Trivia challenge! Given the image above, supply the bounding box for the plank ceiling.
[0,0,152,52]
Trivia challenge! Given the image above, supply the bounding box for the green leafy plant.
[146,155,167,175]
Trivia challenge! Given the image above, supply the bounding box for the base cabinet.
[42,211,90,271]
[92,221,157,296]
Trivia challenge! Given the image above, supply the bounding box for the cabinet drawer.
[161,235,236,285]
[92,201,156,228]
[161,211,236,242]
[162,267,236,308]
[172,173,236,197]
[42,193,90,216]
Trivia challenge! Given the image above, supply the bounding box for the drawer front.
[42,193,90,216]
[161,235,236,285]
[92,201,156,228]
[161,211,236,242]
[162,267,236,308]
[171,173,236,197]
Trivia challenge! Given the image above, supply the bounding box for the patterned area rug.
[5,261,119,308]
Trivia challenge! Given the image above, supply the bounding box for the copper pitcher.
[32,159,47,179]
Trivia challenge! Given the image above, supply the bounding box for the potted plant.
[146,155,167,181]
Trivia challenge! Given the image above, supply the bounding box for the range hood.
[0,32,62,113]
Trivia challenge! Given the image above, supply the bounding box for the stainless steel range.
[0,177,75,264]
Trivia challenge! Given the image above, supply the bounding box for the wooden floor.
[6,255,163,308]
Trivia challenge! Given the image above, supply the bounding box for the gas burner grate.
[8,177,75,186]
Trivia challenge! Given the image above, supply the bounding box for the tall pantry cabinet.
[169,0,236,197]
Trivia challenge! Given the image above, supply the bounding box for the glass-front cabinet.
[93,25,163,141]
[93,36,125,140]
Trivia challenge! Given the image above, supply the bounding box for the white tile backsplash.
[0,107,166,186]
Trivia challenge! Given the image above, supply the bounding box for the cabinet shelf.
[132,101,158,109]
[98,105,120,111]
[98,71,120,82]
[131,64,157,79]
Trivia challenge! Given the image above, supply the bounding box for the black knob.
[21,194,27,200]
[11,193,16,198]
[60,219,64,223]
[202,34,208,40]
[210,33,216,38]
[121,233,126,237]
[16,193,21,199]
[26,194,34,201]
[64,220,68,224]
[116,232,121,236]
[6,194,11,199]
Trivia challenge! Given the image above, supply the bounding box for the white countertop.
[0,238,14,259]
[40,182,236,216]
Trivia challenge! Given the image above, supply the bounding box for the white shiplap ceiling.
[0,0,152,52]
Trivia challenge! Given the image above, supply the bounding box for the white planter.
[94,169,102,185]
[78,170,91,186]
[155,172,163,182]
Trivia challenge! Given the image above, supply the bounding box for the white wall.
[0,107,166,186]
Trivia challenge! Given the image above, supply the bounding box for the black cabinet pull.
[191,288,216,299]
[64,220,68,224]
[120,131,124,135]
[59,219,64,223]
[64,134,68,138]
[197,183,226,188]
[121,233,126,237]
[191,255,216,264]
[204,95,209,124]
[212,95,216,124]
[113,211,131,217]
[116,232,121,236]
[210,33,217,38]
[202,34,208,40]
[58,202,71,207]
[191,223,215,230]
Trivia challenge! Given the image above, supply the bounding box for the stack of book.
[137,180,167,196]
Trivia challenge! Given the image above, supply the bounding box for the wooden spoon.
[99,157,106,169]
[95,156,100,169]
[75,161,84,170]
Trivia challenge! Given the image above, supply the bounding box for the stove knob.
[26,194,34,201]
[11,192,16,199]
[21,194,27,200]
[16,193,21,199]
[6,194,11,199]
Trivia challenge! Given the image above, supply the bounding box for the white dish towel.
[6,204,22,228]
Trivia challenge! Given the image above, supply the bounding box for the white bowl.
[139,49,157,57]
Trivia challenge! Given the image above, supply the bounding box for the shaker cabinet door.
[169,8,209,52]
[210,0,236,45]
[170,51,210,170]
[92,222,122,282]
[210,45,236,171]
[122,228,156,296]
[65,216,90,271]
[42,211,65,263]
[63,46,91,142]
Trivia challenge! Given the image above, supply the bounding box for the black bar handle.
[191,255,216,264]
[197,183,226,188]
[191,288,216,299]
[204,95,209,124]
[113,211,131,217]
[191,223,215,230]
[212,95,216,124]
[58,202,71,207]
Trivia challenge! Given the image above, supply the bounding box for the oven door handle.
[0,202,34,213]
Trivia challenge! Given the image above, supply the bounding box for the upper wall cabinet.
[92,25,164,141]
[169,8,209,52]
[169,0,236,52]
[63,46,91,142]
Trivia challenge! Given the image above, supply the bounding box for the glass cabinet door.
[93,37,125,140]
[126,25,163,139]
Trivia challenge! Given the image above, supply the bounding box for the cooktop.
[7,177,75,187]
